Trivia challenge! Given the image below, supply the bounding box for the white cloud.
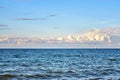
[0,27,120,48]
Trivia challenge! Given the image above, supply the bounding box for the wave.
[0,74,16,79]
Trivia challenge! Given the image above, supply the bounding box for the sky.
[0,0,120,48]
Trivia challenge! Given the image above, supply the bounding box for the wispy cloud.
[16,0,32,2]
[16,14,57,21]
[0,24,8,27]
[0,6,5,8]
[48,14,57,17]
[16,18,48,21]
[0,28,10,30]
[53,27,60,29]
[0,24,10,30]
[0,27,120,47]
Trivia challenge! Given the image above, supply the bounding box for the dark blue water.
[0,49,120,80]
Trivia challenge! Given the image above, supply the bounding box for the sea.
[0,49,120,80]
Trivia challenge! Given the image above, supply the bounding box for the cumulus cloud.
[65,27,120,45]
[0,27,120,47]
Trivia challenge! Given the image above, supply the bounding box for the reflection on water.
[0,49,120,80]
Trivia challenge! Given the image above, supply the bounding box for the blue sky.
[0,0,120,48]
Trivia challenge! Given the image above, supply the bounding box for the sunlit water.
[0,49,120,80]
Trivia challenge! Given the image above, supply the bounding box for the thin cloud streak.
[0,6,5,8]
[16,18,48,21]
[48,14,57,17]
[0,28,10,30]
[0,24,8,27]
[16,14,57,21]
[0,24,10,30]
[16,0,32,2]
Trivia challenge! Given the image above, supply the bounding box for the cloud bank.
[0,27,120,48]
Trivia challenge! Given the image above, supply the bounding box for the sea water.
[0,49,120,80]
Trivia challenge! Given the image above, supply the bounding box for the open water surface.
[0,49,120,80]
